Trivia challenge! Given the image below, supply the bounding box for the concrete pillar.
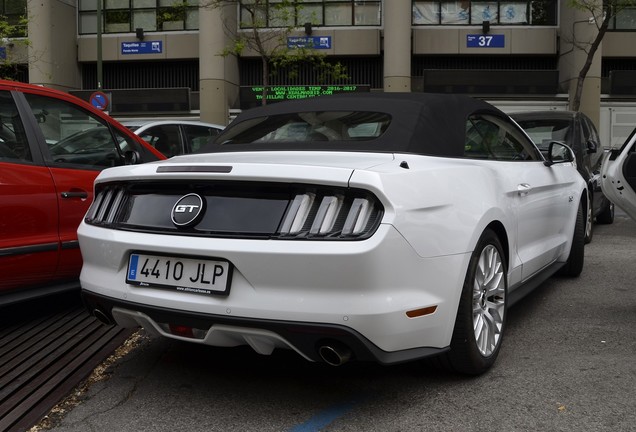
[199,2,239,125]
[27,1,81,91]
[558,0,602,127]
[383,0,412,92]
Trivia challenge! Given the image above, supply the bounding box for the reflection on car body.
[512,110,615,243]
[48,127,129,166]
[78,93,587,375]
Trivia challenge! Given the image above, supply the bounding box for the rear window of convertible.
[213,112,391,145]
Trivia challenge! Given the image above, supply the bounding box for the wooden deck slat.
[10,326,133,432]
[0,325,132,432]
[0,317,101,405]
[0,309,86,373]
[0,313,57,350]
[0,310,92,379]
[0,292,135,432]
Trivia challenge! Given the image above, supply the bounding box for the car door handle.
[517,183,531,196]
[61,191,89,199]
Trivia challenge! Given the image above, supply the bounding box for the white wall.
[599,102,636,149]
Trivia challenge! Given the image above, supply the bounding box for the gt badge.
[171,193,205,228]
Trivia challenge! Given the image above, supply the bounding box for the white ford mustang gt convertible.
[78,93,587,375]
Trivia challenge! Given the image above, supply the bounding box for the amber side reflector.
[406,306,438,318]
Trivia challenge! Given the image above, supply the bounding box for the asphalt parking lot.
[37,211,636,432]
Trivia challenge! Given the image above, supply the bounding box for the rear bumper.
[79,222,471,353]
[82,290,448,365]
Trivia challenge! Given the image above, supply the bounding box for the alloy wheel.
[585,190,593,243]
[472,244,506,357]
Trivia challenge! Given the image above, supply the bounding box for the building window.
[78,0,199,35]
[239,0,382,29]
[105,9,131,33]
[1,0,27,37]
[412,0,556,25]
[609,7,636,30]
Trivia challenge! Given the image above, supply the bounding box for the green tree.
[0,5,29,80]
[158,1,190,30]
[202,0,347,105]
[566,0,636,111]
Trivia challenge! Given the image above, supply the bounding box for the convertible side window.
[0,91,32,162]
[465,115,540,161]
[23,93,124,169]
[465,117,499,159]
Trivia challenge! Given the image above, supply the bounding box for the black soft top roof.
[207,92,510,157]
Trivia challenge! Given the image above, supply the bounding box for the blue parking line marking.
[288,399,359,432]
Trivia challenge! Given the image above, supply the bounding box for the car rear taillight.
[277,191,382,240]
[85,183,384,240]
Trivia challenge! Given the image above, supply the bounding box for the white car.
[120,119,224,157]
[601,131,636,221]
[78,93,587,375]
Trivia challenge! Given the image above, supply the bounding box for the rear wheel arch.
[581,190,591,237]
[557,197,585,277]
[441,227,508,375]
[484,221,509,269]
[584,186,593,244]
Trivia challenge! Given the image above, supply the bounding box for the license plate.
[127,252,232,296]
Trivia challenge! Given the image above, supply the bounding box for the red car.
[0,80,165,305]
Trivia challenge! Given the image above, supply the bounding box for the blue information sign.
[121,41,163,55]
[287,36,331,49]
[467,34,505,48]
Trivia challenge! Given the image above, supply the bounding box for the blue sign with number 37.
[467,34,505,48]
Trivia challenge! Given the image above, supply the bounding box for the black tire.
[441,229,507,375]
[596,200,615,225]
[557,201,585,277]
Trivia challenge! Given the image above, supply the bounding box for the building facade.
[4,0,636,143]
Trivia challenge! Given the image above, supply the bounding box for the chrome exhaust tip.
[92,308,114,325]
[318,342,352,366]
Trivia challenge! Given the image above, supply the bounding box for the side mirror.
[586,139,598,154]
[544,141,575,166]
[124,150,140,165]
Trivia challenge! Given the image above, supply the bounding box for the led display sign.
[240,85,370,109]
